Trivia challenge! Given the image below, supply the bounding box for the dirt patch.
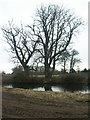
[2,87,89,119]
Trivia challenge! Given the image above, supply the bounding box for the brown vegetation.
[2,87,89,119]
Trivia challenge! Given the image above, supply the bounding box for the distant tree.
[28,5,83,82]
[12,65,23,75]
[76,66,80,72]
[2,21,38,76]
[69,49,81,73]
[59,50,70,73]
[82,68,88,72]
[2,71,6,75]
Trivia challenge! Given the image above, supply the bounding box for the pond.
[3,83,90,94]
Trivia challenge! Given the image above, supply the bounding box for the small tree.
[69,49,81,73]
[59,50,70,73]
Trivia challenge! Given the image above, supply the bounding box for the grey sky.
[0,0,88,73]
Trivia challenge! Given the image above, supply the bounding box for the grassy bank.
[2,87,89,118]
[2,72,88,85]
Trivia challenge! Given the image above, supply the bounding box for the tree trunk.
[64,60,66,73]
[44,63,52,83]
[44,84,52,91]
[70,56,73,73]
[45,69,52,83]
[23,65,30,80]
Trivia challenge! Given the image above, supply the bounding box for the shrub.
[60,73,87,85]
[12,72,45,84]
[12,71,29,83]
[2,74,13,85]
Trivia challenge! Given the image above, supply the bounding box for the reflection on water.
[33,87,45,91]
[4,84,90,94]
[4,85,13,88]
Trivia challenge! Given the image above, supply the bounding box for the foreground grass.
[2,87,89,119]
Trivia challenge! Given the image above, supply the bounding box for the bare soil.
[2,87,89,119]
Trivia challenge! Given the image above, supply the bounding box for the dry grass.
[3,87,89,102]
[2,87,89,118]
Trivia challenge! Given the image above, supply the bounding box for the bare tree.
[59,50,70,73]
[2,21,38,75]
[69,49,81,73]
[28,5,83,82]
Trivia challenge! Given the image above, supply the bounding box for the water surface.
[4,84,90,94]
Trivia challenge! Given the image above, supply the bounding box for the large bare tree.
[28,5,83,82]
[2,21,38,75]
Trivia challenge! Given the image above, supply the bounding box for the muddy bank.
[2,87,89,119]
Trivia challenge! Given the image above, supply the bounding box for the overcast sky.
[0,0,89,73]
